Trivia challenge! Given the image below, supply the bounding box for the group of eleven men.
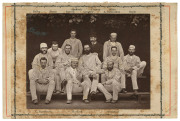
[28,29,147,104]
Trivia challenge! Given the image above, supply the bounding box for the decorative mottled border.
[4,3,172,118]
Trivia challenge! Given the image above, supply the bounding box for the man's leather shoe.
[33,99,38,104]
[66,100,72,104]
[105,98,112,103]
[83,99,89,103]
[111,100,118,103]
[45,99,50,104]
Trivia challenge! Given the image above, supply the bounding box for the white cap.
[40,43,47,48]
[110,32,117,37]
[129,45,135,49]
[71,58,78,62]
[107,60,114,64]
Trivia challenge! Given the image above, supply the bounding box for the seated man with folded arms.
[79,44,102,97]
[65,58,91,104]
[55,44,74,93]
[29,57,55,104]
[97,61,122,103]
[122,45,146,94]
[102,46,126,93]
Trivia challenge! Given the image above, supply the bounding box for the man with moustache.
[55,44,74,93]
[29,57,55,104]
[89,33,103,62]
[79,44,102,96]
[97,61,122,103]
[123,45,147,94]
[65,58,91,104]
[103,32,124,61]
[61,29,83,58]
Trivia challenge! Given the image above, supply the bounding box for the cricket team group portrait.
[26,14,150,109]
[3,2,178,119]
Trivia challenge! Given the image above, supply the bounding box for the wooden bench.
[26,75,149,103]
[27,91,150,103]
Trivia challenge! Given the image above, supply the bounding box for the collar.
[107,68,115,73]
[69,38,76,40]
[111,55,119,59]
[51,48,59,52]
[63,52,71,56]
[39,53,48,56]
[40,67,48,71]
[91,41,97,45]
[84,53,92,56]
[70,66,77,71]
[108,40,116,42]
[127,54,135,58]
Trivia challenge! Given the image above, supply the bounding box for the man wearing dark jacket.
[89,33,103,62]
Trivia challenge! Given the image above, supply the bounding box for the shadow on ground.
[27,94,150,109]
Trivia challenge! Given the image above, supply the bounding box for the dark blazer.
[90,42,103,62]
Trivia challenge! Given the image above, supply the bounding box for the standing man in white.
[103,32,124,61]
[61,29,83,58]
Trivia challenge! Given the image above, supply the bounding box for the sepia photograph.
[26,14,150,109]
[3,2,177,118]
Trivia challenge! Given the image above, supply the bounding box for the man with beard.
[123,45,146,94]
[61,29,83,58]
[29,57,55,104]
[103,32,124,61]
[29,43,54,81]
[102,46,126,93]
[65,58,91,104]
[89,33,103,62]
[97,61,122,103]
[48,41,62,69]
[79,44,102,96]
[55,44,74,93]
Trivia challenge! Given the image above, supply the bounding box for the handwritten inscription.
[33,10,40,13]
